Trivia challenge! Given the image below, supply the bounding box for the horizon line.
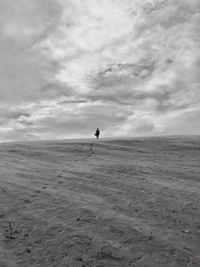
[1,134,200,145]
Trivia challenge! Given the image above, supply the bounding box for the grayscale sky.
[0,0,199,141]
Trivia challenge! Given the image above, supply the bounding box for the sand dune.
[0,137,200,266]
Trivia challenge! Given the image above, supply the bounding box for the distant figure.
[95,128,100,139]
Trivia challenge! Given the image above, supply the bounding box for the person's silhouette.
[95,128,100,139]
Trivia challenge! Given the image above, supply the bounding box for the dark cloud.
[3,110,30,120]
[0,108,30,126]
[92,59,157,89]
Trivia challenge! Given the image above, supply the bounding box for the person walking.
[95,128,100,139]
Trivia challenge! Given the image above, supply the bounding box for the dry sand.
[0,136,200,266]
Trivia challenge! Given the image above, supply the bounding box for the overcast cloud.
[0,0,199,141]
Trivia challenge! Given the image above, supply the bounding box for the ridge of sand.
[0,137,200,266]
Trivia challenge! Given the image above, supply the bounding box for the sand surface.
[0,137,200,266]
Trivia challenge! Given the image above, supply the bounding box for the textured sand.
[0,137,200,266]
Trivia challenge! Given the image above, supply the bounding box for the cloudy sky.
[0,0,199,141]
